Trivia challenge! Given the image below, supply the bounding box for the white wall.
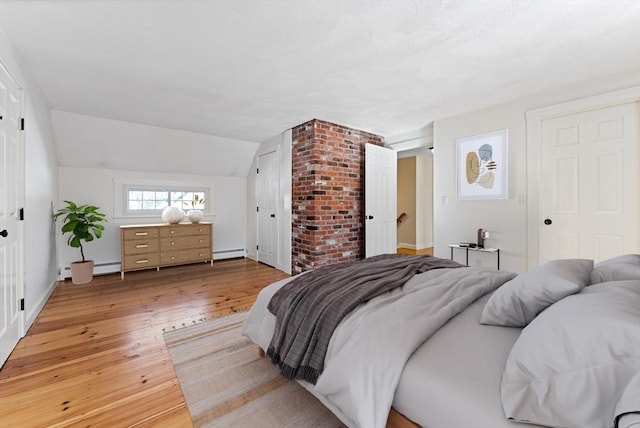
[433,71,640,274]
[246,130,292,274]
[57,166,246,277]
[416,154,433,249]
[0,26,59,327]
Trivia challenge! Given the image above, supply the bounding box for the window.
[125,186,207,215]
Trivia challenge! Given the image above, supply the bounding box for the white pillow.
[501,280,640,428]
[480,259,593,327]
[590,254,640,285]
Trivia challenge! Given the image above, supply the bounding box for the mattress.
[393,292,544,427]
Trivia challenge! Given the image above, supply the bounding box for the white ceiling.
[1,1,639,158]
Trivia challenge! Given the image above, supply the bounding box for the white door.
[540,102,639,263]
[0,63,24,367]
[365,143,397,257]
[256,150,278,267]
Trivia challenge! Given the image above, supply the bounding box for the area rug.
[163,312,345,427]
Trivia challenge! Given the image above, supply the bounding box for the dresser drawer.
[123,253,160,270]
[123,239,159,255]
[160,234,211,251]
[122,227,159,240]
[159,224,211,238]
[120,222,213,279]
[160,248,211,265]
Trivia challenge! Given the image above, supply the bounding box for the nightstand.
[448,244,500,270]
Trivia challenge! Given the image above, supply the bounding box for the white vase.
[186,209,203,223]
[162,206,185,224]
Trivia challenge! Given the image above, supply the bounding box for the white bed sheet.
[393,292,544,427]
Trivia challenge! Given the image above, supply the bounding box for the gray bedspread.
[266,253,463,384]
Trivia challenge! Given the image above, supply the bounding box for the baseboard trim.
[398,243,434,251]
[25,279,58,334]
[397,243,417,250]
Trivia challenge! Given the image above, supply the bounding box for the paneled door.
[540,102,639,262]
[365,143,397,257]
[256,149,278,267]
[0,62,24,367]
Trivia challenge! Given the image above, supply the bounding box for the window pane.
[124,186,206,215]
[142,191,156,201]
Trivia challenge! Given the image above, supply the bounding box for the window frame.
[114,178,214,222]
[123,185,209,217]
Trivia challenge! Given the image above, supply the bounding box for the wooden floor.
[0,259,289,427]
[396,247,433,256]
[0,250,430,427]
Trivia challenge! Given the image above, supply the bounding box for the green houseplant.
[53,200,107,284]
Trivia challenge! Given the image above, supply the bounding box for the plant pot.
[186,209,203,223]
[70,260,94,284]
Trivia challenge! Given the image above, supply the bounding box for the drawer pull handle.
[171,242,175,246]
[171,256,175,260]
[199,228,203,232]
[135,232,148,236]
[199,253,203,257]
[136,259,149,264]
[135,244,149,248]
[199,239,203,243]
[171,230,175,234]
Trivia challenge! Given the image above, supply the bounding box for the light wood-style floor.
[0,250,430,427]
[396,247,433,256]
[0,259,289,427]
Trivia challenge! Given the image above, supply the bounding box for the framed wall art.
[456,129,508,200]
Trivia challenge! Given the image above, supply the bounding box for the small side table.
[448,244,500,270]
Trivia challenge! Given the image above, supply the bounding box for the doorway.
[396,152,434,254]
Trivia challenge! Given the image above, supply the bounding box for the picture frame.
[456,129,508,200]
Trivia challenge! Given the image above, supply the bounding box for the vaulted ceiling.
[0,0,639,174]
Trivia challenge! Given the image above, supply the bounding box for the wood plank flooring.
[0,250,430,427]
[0,259,289,427]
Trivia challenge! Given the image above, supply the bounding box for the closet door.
[0,62,24,368]
[256,150,278,267]
[540,102,639,262]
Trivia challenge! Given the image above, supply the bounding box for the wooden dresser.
[120,222,213,279]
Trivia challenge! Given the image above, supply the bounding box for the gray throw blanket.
[266,253,464,384]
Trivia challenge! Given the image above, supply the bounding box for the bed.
[242,254,640,428]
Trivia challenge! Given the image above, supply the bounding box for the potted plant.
[53,200,107,284]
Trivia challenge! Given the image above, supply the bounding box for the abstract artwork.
[456,129,508,200]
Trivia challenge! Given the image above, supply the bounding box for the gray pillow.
[480,259,593,327]
[501,280,640,428]
[590,254,640,285]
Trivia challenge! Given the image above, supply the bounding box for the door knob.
[270,214,275,218]
[544,219,552,225]
[367,215,374,220]
[0,229,7,237]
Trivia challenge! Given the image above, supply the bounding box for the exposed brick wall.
[291,119,384,274]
